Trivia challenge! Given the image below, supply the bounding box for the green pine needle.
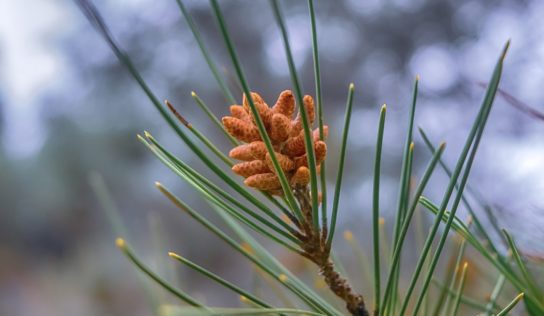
[381,142,446,314]
[372,104,387,315]
[307,0,328,232]
[450,261,468,316]
[159,306,326,316]
[165,100,233,166]
[269,0,320,228]
[400,41,510,316]
[484,275,506,316]
[168,252,271,308]
[175,0,237,105]
[116,238,202,307]
[327,83,355,249]
[503,230,543,299]
[496,293,524,316]
[190,91,239,146]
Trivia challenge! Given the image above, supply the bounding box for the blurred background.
[1,0,543,315]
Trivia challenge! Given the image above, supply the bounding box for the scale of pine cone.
[222,90,328,195]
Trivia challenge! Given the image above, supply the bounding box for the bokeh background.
[1,0,543,315]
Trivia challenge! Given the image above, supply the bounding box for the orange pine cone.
[232,160,270,177]
[270,113,291,144]
[290,95,315,136]
[303,95,316,124]
[248,141,268,160]
[242,92,267,111]
[314,125,329,141]
[244,173,281,190]
[294,140,327,169]
[265,152,295,173]
[283,130,306,157]
[294,155,306,169]
[229,141,268,161]
[229,143,254,161]
[283,127,325,157]
[315,140,327,164]
[223,90,328,193]
[230,105,251,122]
[243,92,272,127]
[222,116,261,143]
[290,166,310,186]
[272,90,295,118]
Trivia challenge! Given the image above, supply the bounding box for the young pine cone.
[222,90,328,195]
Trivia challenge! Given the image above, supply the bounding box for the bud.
[222,90,327,195]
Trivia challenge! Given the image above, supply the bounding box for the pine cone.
[222,90,328,195]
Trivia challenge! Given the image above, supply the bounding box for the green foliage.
[79,0,543,315]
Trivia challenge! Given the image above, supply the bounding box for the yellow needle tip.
[168,252,180,258]
[115,238,126,249]
[343,230,354,241]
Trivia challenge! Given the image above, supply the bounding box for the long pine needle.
[373,104,387,314]
[327,83,355,248]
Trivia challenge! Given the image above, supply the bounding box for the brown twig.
[295,187,369,316]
